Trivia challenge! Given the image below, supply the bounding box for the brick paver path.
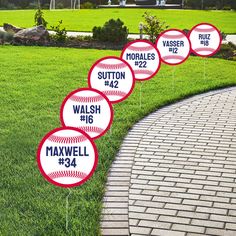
[101,87,236,236]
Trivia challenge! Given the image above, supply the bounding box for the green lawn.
[0,45,236,235]
[0,9,236,33]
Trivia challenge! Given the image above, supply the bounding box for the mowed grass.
[0,45,236,235]
[0,9,236,33]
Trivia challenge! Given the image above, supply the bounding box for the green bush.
[142,12,168,43]
[212,42,236,60]
[34,8,48,27]
[92,18,128,43]
[50,20,67,43]
[81,2,95,8]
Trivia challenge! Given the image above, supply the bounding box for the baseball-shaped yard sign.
[37,127,98,188]
[88,56,135,103]
[188,23,222,57]
[60,88,113,140]
[121,40,161,81]
[156,29,191,65]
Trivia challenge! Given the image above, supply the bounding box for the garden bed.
[11,36,127,50]
[7,37,236,60]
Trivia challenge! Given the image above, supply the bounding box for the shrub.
[142,12,168,43]
[50,20,67,43]
[215,42,236,61]
[81,2,95,8]
[34,8,48,27]
[92,18,128,43]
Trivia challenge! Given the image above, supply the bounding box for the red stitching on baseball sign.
[48,135,87,143]
[96,62,127,70]
[48,170,87,179]
[193,27,215,33]
[69,95,104,103]
[194,47,216,53]
[128,45,154,51]
[161,34,185,39]
[78,126,104,133]
[162,55,186,60]
[134,70,154,75]
[103,90,127,97]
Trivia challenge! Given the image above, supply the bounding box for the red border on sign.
[88,56,135,104]
[60,88,114,140]
[188,22,222,57]
[155,29,191,66]
[37,127,99,188]
[121,39,161,81]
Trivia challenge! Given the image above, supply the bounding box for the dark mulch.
[11,37,128,50]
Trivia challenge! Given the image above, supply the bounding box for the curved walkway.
[101,87,236,236]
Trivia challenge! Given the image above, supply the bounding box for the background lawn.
[0,9,235,34]
[0,45,236,235]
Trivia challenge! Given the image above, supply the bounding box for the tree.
[142,12,168,43]
[34,8,48,27]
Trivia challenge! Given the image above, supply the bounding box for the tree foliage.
[142,12,168,43]
[34,8,48,27]
[92,18,128,43]
[50,20,67,43]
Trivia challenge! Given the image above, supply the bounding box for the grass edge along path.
[0,9,235,34]
[0,45,236,235]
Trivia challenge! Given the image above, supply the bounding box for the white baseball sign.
[188,23,222,57]
[121,40,161,81]
[37,127,98,188]
[156,29,191,65]
[88,56,135,103]
[60,88,113,139]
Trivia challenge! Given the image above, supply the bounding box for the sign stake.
[66,188,72,231]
